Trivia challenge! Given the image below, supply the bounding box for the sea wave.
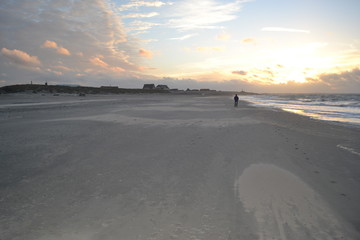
[241,94,360,126]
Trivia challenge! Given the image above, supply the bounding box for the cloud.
[119,1,172,11]
[0,0,144,86]
[123,12,159,18]
[90,55,109,68]
[262,27,310,34]
[42,40,71,55]
[216,32,231,41]
[232,70,247,75]
[128,20,160,32]
[151,74,268,93]
[53,65,72,72]
[169,33,198,41]
[242,38,256,44]
[139,49,153,58]
[260,69,275,77]
[196,46,225,53]
[237,68,360,93]
[316,68,360,92]
[42,40,57,49]
[168,0,247,30]
[89,55,125,73]
[1,48,41,67]
[46,68,63,76]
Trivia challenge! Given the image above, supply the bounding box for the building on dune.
[155,85,170,90]
[143,84,155,90]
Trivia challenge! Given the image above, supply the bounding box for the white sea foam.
[337,144,360,156]
[242,94,360,125]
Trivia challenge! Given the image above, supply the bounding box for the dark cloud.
[317,68,360,93]
[245,68,360,93]
[232,70,247,75]
[160,68,360,93]
[258,68,275,77]
[0,0,144,87]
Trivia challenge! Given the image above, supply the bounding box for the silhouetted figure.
[234,94,239,107]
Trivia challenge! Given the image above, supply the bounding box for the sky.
[0,0,360,93]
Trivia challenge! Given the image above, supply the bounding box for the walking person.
[234,94,239,107]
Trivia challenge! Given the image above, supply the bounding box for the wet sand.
[0,94,359,240]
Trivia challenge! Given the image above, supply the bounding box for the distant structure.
[186,88,199,92]
[143,84,155,90]
[155,85,169,90]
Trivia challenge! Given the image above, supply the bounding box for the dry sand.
[0,93,359,240]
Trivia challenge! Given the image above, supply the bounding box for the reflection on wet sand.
[235,164,357,240]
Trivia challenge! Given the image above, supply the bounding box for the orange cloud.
[46,68,63,76]
[57,46,71,55]
[89,55,125,73]
[53,65,72,72]
[137,66,157,71]
[139,48,153,58]
[42,40,57,48]
[42,40,71,55]
[242,38,256,45]
[1,48,41,67]
[216,32,231,41]
[90,56,109,67]
[111,67,126,72]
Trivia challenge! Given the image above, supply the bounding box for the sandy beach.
[0,93,359,240]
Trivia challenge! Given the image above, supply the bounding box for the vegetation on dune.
[0,84,259,96]
[0,84,168,95]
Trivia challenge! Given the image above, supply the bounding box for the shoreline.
[248,101,360,130]
[240,94,360,127]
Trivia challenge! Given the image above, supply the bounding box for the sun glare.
[265,43,337,84]
[287,71,308,83]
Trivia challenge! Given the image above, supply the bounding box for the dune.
[0,94,359,240]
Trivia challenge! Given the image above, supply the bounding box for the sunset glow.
[0,0,359,93]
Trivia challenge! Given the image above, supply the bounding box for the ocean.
[241,94,360,126]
